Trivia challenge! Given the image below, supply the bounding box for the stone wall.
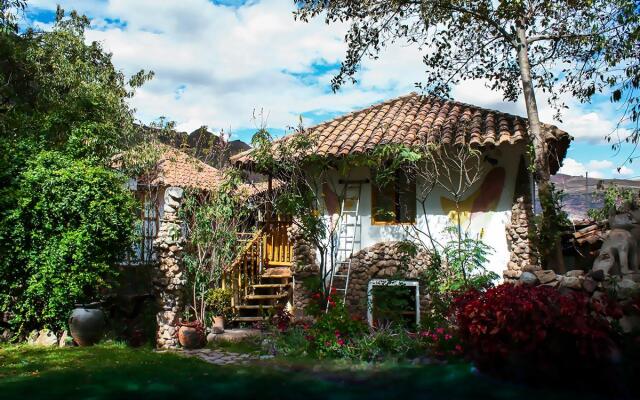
[153,187,186,349]
[504,156,539,282]
[341,242,431,318]
[289,231,432,320]
[518,268,640,333]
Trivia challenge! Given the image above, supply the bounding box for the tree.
[180,170,251,326]
[0,6,151,334]
[1,152,136,333]
[295,0,639,268]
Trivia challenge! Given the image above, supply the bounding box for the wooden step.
[261,267,292,278]
[245,293,288,300]
[251,283,289,289]
[236,304,275,309]
[233,316,268,322]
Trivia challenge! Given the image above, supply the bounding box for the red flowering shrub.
[454,284,618,379]
[271,308,293,332]
[411,326,464,359]
[306,299,367,357]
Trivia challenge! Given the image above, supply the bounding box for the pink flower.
[337,338,345,346]
[444,334,452,340]
[436,327,445,335]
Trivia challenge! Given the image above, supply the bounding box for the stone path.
[172,348,273,366]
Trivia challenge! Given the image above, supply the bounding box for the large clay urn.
[178,321,205,349]
[69,304,105,346]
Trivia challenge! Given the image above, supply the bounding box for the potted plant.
[177,319,205,349]
[206,287,232,334]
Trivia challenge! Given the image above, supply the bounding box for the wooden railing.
[224,229,263,308]
[224,221,293,308]
[263,220,293,266]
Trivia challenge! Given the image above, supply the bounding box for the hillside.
[550,173,640,220]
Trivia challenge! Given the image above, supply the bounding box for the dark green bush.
[0,151,136,333]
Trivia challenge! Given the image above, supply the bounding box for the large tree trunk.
[515,24,565,273]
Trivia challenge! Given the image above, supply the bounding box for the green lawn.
[0,344,622,400]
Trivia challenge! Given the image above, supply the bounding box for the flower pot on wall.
[178,321,205,349]
[69,304,106,346]
[212,316,224,334]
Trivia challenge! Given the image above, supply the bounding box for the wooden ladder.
[327,181,363,311]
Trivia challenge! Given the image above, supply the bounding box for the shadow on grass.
[0,345,615,400]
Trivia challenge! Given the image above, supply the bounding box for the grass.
[206,336,262,354]
[0,344,626,400]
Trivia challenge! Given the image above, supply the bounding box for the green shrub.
[204,287,233,322]
[340,327,422,362]
[0,151,136,334]
[306,301,367,358]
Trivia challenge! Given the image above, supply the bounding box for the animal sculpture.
[592,209,640,276]
[593,228,639,276]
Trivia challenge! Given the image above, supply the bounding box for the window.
[125,190,159,265]
[371,169,416,224]
[367,279,420,327]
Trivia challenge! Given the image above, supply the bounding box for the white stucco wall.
[313,144,524,279]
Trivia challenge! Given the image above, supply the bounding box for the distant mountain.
[549,173,640,220]
[158,127,250,168]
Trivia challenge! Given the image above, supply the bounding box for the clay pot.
[178,324,204,349]
[212,316,225,334]
[69,305,105,346]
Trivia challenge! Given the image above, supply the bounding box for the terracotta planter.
[69,305,105,346]
[178,323,204,349]
[212,316,225,334]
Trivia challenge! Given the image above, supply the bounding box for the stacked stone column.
[288,224,320,317]
[504,195,539,281]
[504,156,539,282]
[153,187,187,349]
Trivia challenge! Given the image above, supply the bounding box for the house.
[231,92,572,322]
[119,143,285,347]
[115,143,225,348]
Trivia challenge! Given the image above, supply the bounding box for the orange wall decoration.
[440,167,506,227]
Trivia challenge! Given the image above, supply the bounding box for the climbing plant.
[180,169,251,326]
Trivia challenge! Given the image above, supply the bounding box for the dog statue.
[593,209,640,276]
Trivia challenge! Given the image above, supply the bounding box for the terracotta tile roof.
[140,143,224,190]
[231,92,572,173]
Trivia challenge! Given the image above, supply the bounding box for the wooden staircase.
[224,221,293,323]
[234,267,291,322]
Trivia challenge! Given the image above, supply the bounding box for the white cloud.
[587,160,614,170]
[24,0,631,151]
[558,158,587,176]
[613,165,634,176]
[558,158,619,179]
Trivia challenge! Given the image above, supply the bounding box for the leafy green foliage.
[204,287,233,322]
[0,8,149,334]
[306,301,368,358]
[532,183,571,264]
[295,1,637,131]
[587,185,639,222]
[441,226,498,290]
[0,152,136,333]
[180,170,250,323]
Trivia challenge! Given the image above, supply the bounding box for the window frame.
[124,189,160,266]
[370,169,416,225]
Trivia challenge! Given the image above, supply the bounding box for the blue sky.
[23,0,637,179]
